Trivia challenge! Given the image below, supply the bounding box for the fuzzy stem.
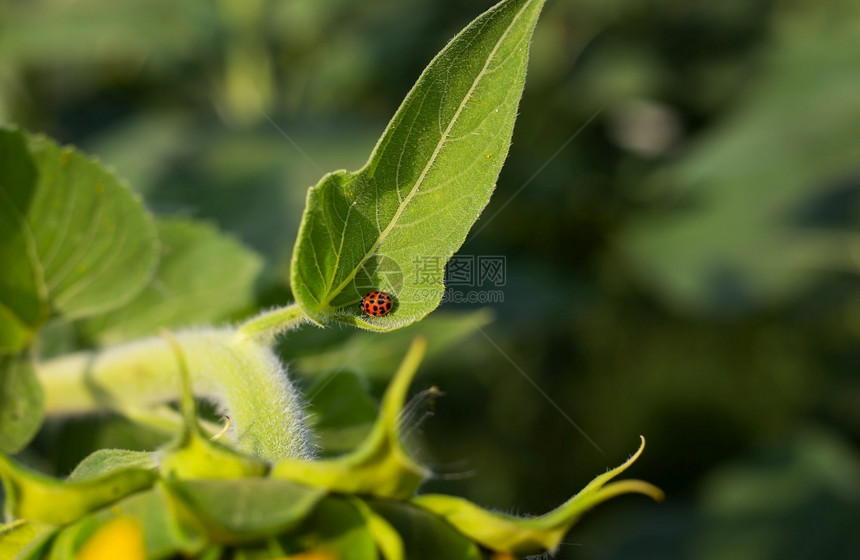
[236,302,311,343]
[36,328,310,462]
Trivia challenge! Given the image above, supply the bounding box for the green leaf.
[369,500,482,560]
[0,130,46,353]
[412,437,664,556]
[291,0,545,331]
[271,338,430,499]
[6,524,58,560]
[305,370,379,455]
[349,498,405,560]
[0,453,157,525]
[0,127,158,326]
[167,478,325,544]
[0,520,55,559]
[0,353,43,454]
[68,449,157,482]
[281,497,379,560]
[51,484,205,560]
[76,484,204,560]
[25,131,159,319]
[80,217,263,344]
[44,515,102,560]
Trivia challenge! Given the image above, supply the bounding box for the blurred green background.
[3,0,860,558]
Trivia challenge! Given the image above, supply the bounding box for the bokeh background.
[3,0,860,558]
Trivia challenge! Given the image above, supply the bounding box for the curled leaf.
[412,437,663,555]
[0,453,156,525]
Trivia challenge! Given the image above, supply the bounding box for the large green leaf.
[0,128,158,333]
[25,131,159,319]
[0,130,46,353]
[0,354,43,454]
[80,217,263,344]
[291,0,545,331]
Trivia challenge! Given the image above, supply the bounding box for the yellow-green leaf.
[0,453,156,525]
[412,437,664,556]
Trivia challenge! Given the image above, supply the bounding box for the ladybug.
[361,291,393,317]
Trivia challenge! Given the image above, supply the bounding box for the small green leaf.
[281,497,379,560]
[349,498,405,560]
[0,129,47,353]
[291,0,545,331]
[5,523,58,560]
[0,453,157,525]
[0,353,43,454]
[412,437,664,556]
[271,338,430,499]
[80,217,263,344]
[167,478,325,544]
[44,515,102,560]
[0,520,55,559]
[369,500,482,560]
[68,449,157,482]
[305,370,378,455]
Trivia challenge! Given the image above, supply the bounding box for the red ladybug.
[360,291,393,316]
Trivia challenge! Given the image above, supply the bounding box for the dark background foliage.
[3,0,859,558]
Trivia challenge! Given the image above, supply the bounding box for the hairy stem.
[236,302,311,343]
[36,327,309,462]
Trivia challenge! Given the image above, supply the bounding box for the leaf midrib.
[320,1,530,309]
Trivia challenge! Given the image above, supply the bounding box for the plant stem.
[236,302,310,342]
[36,328,311,462]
